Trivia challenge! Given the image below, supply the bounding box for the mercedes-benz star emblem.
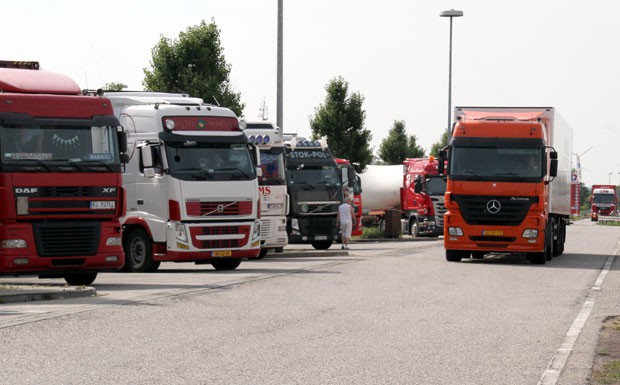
[486,200,501,214]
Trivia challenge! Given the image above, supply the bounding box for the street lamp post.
[609,172,613,185]
[440,9,463,145]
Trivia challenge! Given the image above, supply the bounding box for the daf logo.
[486,200,501,214]
[15,188,38,194]
[216,204,225,213]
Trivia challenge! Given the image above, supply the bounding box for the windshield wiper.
[218,167,252,178]
[176,168,214,179]
[80,160,115,172]
[17,159,53,172]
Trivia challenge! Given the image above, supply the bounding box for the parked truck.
[244,121,288,258]
[334,158,363,236]
[0,60,127,285]
[359,157,446,237]
[284,136,342,249]
[590,185,618,221]
[441,106,572,264]
[104,92,261,271]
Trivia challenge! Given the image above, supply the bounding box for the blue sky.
[4,0,620,187]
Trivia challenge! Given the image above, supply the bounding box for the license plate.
[90,201,115,209]
[314,235,327,240]
[212,250,232,257]
[482,230,503,236]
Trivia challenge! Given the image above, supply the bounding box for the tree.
[143,19,244,116]
[429,130,449,157]
[310,77,373,172]
[103,82,127,91]
[378,120,425,164]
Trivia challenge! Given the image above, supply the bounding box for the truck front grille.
[33,222,101,257]
[452,195,537,226]
[186,201,252,217]
[189,225,251,249]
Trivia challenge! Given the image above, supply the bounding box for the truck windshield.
[593,194,615,204]
[426,176,447,195]
[286,165,340,187]
[259,147,285,186]
[0,124,120,168]
[449,145,543,181]
[165,142,256,182]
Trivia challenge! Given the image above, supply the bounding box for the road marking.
[537,244,619,385]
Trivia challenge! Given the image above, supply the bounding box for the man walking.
[336,197,356,250]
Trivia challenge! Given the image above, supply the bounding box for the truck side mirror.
[437,148,447,175]
[117,131,128,154]
[414,176,422,193]
[139,143,162,178]
[549,150,558,178]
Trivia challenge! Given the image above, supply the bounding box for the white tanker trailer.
[359,165,403,214]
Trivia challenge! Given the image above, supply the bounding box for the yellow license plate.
[482,230,503,236]
[212,250,232,257]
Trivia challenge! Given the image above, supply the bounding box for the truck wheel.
[256,249,269,259]
[311,240,333,250]
[471,252,485,259]
[545,224,554,261]
[409,221,420,237]
[64,273,97,286]
[527,252,546,264]
[124,228,160,272]
[211,258,242,270]
[446,250,465,262]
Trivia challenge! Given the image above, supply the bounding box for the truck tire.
[211,258,242,270]
[471,252,485,259]
[124,228,161,272]
[446,249,466,262]
[409,220,420,237]
[311,240,333,250]
[527,252,546,264]
[256,249,269,259]
[64,273,97,286]
[545,223,554,261]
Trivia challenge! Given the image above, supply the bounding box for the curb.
[0,286,97,304]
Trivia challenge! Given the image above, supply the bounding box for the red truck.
[591,185,618,221]
[0,61,127,285]
[335,158,363,236]
[441,107,572,264]
[359,157,446,237]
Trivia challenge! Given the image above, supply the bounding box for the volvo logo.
[486,200,501,214]
[216,204,225,213]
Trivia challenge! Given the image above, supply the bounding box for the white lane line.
[537,245,618,385]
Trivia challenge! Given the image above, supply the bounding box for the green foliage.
[429,130,448,157]
[580,183,591,213]
[310,77,373,173]
[143,19,245,116]
[359,226,384,239]
[103,82,127,91]
[378,120,425,164]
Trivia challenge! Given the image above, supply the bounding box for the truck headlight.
[175,223,188,242]
[106,237,122,246]
[522,229,538,238]
[448,227,463,236]
[291,218,299,231]
[1,239,27,248]
[253,220,261,239]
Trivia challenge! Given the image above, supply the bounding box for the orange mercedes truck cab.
[440,107,572,264]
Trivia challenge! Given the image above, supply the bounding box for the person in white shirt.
[336,197,356,250]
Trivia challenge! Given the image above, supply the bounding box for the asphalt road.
[0,219,618,385]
